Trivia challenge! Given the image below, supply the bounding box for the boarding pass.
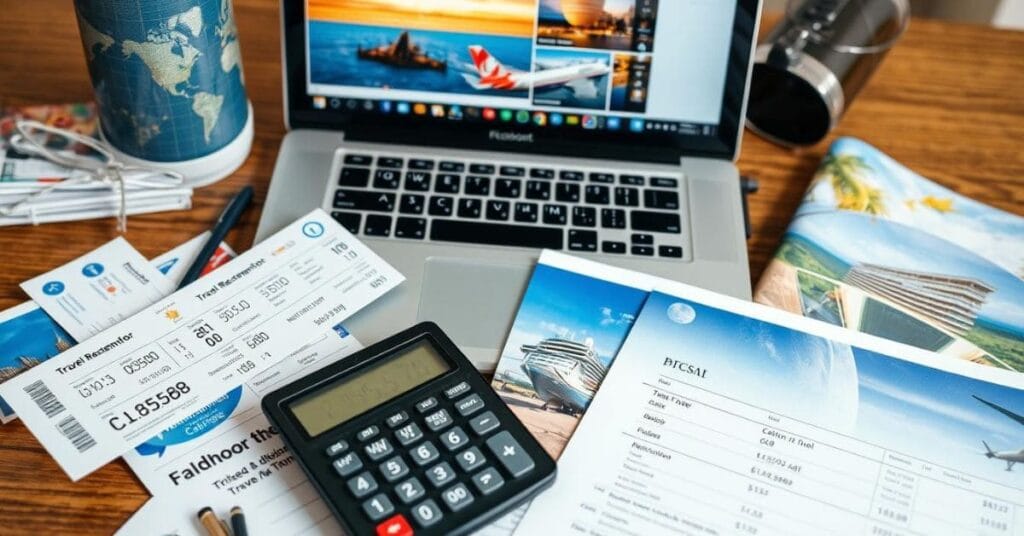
[0,209,404,480]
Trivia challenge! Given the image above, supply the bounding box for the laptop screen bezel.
[282,0,760,164]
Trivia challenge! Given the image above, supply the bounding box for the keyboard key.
[555,183,580,202]
[394,217,426,239]
[380,455,410,482]
[632,211,682,233]
[376,514,412,536]
[525,180,551,201]
[377,156,403,169]
[347,471,378,498]
[435,174,460,193]
[358,425,380,442]
[363,493,394,521]
[429,196,454,217]
[568,230,598,252]
[394,422,423,446]
[619,174,644,186]
[331,211,361,234]
[395,477,426,504]
[411,499,443,528]
[458,198,482,218]
[486,431,535,478]
[409,158,434,170]
[326,440,349,457]
[589,172,614,183]
[343,153,371,165]
[496,178,522,198]
[615,187,639,207]
[659,245,683,258]
[486,200,510,221]
[469,163,495,174]
[441,483,474,512]
[424,409,453,431]
[444,382,471,399]
[339,167,370,187]
[465,176,491,196]
[410,441,440,466]
[499,165,524,177]
[455,394,484,416]
[632,245,654,256]
[404,171,431,191]
[559,170,584,181]
[651,177,678,188]
[572,206,596,227]
[363,215,392,237]
[440,426,470,451]
[514,203,538,223]
[364,437,394,461]
[455,446,487,472]
[334,190,395,212]
[386,411,408,428]
[529,168,555,179]
[333,452,363,477]
[399,194,425,214]
[416,397,437,412]
[373,169,401,189]
[644,190,680,210]
[425,462,456,488]
[439,161,464,172]
[602,241,626,254]
[601,208,626,229]
[472,467,505,495]
[469,411,500,436]
[632,233,654,244]
[543,204,568,225]
[431,221,563,249]
[585,185,609,204]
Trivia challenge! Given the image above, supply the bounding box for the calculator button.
[410,441,440,466]
[415,397,438,413]
[441,483,475,512]
[472,467,505,495]
[444,381,471,399]
[395,476,426,504]
[379,455,410,482]
[486,431,535,478]
[394,422,423,446]
[362,493,395,521]
[358,425,380,442]
[455,447,487,472]
[375,514,412,536]
[424,409,453,431]
[325,440,349,457]
[411,499,443,528]
[440,426,470,452]
[454,394,484,416]
[347,471,378,498]
[364,437,394,461]
[469,411,500,436]
[385,411,409,428]
[333,452,363,477]
[425,462,456,488]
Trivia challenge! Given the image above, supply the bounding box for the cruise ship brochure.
[515,279,1024,535]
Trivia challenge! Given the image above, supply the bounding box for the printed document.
[515,281,1024,535]
[0,209,404,480]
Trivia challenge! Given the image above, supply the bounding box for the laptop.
[257,0,762,370]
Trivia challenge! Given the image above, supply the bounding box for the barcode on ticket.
[56,415,96,453]
[24,380,65,418]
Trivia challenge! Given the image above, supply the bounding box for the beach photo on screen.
[537,0,654,52]
[307,0,535,98]
[531,48,611,110]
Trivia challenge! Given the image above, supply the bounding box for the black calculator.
[262,322,556,536]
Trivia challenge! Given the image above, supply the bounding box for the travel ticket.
[0,209,404,480]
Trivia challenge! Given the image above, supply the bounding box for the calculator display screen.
[290,340,450,436]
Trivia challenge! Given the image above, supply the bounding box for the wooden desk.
[1,2,1022,533]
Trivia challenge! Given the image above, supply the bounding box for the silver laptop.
[258,0,761,370]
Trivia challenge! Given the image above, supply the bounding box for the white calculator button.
[357,425,380,442]
[415,397,438,413]
[411,499,443,528]
[394,422,423,446]
[455,446,487,472]
[362,493,394,521]
[346,471,378,498]
[472,467,505,495]
[425,461,456,488]
[424,409,453,431]
[385,411,409,428]
[395,476,426,504]
[454,394,484,416]
[379,455,410,482]
[441,482,475,512]
[333,452,363,477]
[440,426,470,452]
[364,437,394,461]
[469,411,500,436]
[325,440,349,457]
[444,381,471,399]
[410,441,440,466]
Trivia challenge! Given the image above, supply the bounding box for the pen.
[196,506,230,536]
[230,506,248,536]
[177,185,253,289]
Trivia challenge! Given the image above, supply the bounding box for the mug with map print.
[74,0,253,186]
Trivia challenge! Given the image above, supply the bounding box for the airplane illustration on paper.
[462,45,609,93]
[973,395,1024,471]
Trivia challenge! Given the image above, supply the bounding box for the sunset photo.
[308,0,537,36]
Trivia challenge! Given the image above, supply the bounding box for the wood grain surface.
[1,2,1022,533]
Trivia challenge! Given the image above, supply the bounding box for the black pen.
[230,506,248,536]
[177,185,253,289]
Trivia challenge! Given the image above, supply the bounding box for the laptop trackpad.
[416,257,533,368]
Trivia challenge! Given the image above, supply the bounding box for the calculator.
[262,322,556,536]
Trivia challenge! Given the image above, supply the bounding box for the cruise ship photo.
[519,337,607,415]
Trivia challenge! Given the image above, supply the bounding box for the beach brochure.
[755,137,1024,371]
[516,279,1024,536]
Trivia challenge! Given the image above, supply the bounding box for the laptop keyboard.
[327,151,689,259]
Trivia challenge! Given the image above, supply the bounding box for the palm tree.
[809,153,888,216]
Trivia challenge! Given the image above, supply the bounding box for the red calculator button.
[376,514,413,536]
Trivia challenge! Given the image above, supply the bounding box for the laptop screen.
[285,1,758,161]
